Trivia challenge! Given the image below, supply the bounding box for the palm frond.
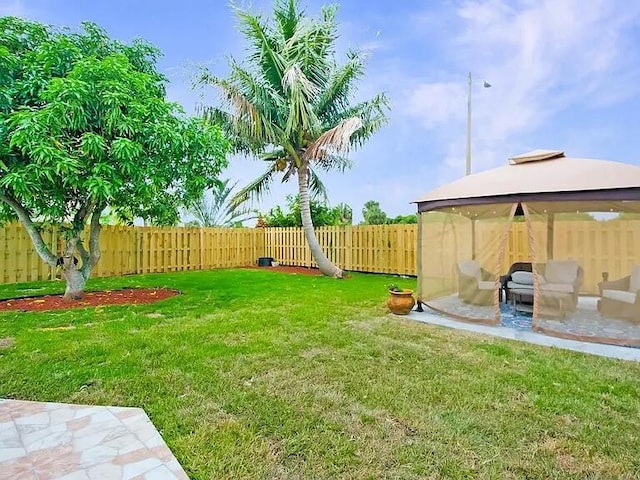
[185,179,259,227]
[274,0,302,40]
[228,58,284,121]
[199,105,262,155]
[234,7,286,92]
[328,92,390,126]
[284,22,334,87]
[282,63,318,99]
[282,63,320,136]
[199,70,280,146]
[230,165,278,208]
[281,162,296,183]
[217,179,259,225]
[259,148,287,161]
[315,50,367,119]
[342,93,390,150]
[189,196,217,227]
[304,116,362,161]
[313,154,353,172]
[212,178,236,208]
[202,73,262,132]
[307,166,328,202]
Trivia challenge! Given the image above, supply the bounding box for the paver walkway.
[0,399,188,479]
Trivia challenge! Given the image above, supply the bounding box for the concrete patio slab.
[0,399,188,479]
[407,310,640,362]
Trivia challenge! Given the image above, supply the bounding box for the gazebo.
[413,150,640,346]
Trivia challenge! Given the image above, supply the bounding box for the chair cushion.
[603,289,637,304]
[459,260,481,280]
[511,271,534,285]
[630,265,640,293]
[544,260,579,285]
[507,281,533,291]
[477,280,495,290]
[540,283,574,294]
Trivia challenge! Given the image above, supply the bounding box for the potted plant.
[387,283,416,315]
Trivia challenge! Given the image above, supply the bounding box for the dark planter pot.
[387,289,416,315]
[257,257,273,267]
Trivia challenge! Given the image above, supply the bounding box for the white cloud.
[403,0,640,179]
[403,82,466,127]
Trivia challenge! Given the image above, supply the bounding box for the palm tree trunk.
[297,161,343,278]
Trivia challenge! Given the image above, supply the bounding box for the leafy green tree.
[362,200,388,225]
[99,207,129,226]
[182,179,257,227]
[389,214,417,224]
[262,195,352,227]
[199,0,388,277]
[0,18,228,298]
[334,203,353,226]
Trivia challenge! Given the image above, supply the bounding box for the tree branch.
[0,194,58,266]
[73,198,94,233]
[76,239,90,268]
[81,203,104,279]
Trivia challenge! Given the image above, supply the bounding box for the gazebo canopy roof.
[414,150,640,212]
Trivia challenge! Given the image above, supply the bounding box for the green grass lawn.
[1,269,640,479]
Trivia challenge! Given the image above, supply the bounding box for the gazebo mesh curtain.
[418,203,514,323]
[419,199,640,346]
[525,200,640,344]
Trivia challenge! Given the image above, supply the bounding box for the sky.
[3,0,640,223]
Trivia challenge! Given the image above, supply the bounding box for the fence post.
[135,230,141,274]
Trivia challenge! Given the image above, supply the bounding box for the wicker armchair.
[504,260,583,312]
[598,266,640,321]
[457,260,496,306]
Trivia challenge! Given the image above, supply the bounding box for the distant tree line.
[361,201,417,225]
[261,195,352,227]
[259,198,416,227]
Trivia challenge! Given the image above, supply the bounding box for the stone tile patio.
[426,294,640,346]
[0,399,188,479]
[408,310,640,362]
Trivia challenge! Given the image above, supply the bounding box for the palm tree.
[183,179,258,227]
[198,0,388,277]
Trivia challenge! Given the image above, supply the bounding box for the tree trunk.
[62,267,86,299]
[297,162,343,278]
[60,254,86,300]
[1,194,103,299]
[65,206,103,299]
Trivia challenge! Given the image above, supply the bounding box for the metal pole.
[466,73,475,260]
[466,72,472,176]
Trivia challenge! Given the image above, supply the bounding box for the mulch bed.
[247,265,323,276]
[0,288,179,312]
[0,266,344,313]
[247,265,351,278]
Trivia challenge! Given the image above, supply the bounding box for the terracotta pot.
[387,289,416,315]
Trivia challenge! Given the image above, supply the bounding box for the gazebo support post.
[471,219,476,260]
[416,212,424,311]
[547,213,554,261]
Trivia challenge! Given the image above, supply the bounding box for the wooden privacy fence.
[1,221,639,289]
[0,224,264,284]
[262,224,417,275]
[0,223,415,284]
